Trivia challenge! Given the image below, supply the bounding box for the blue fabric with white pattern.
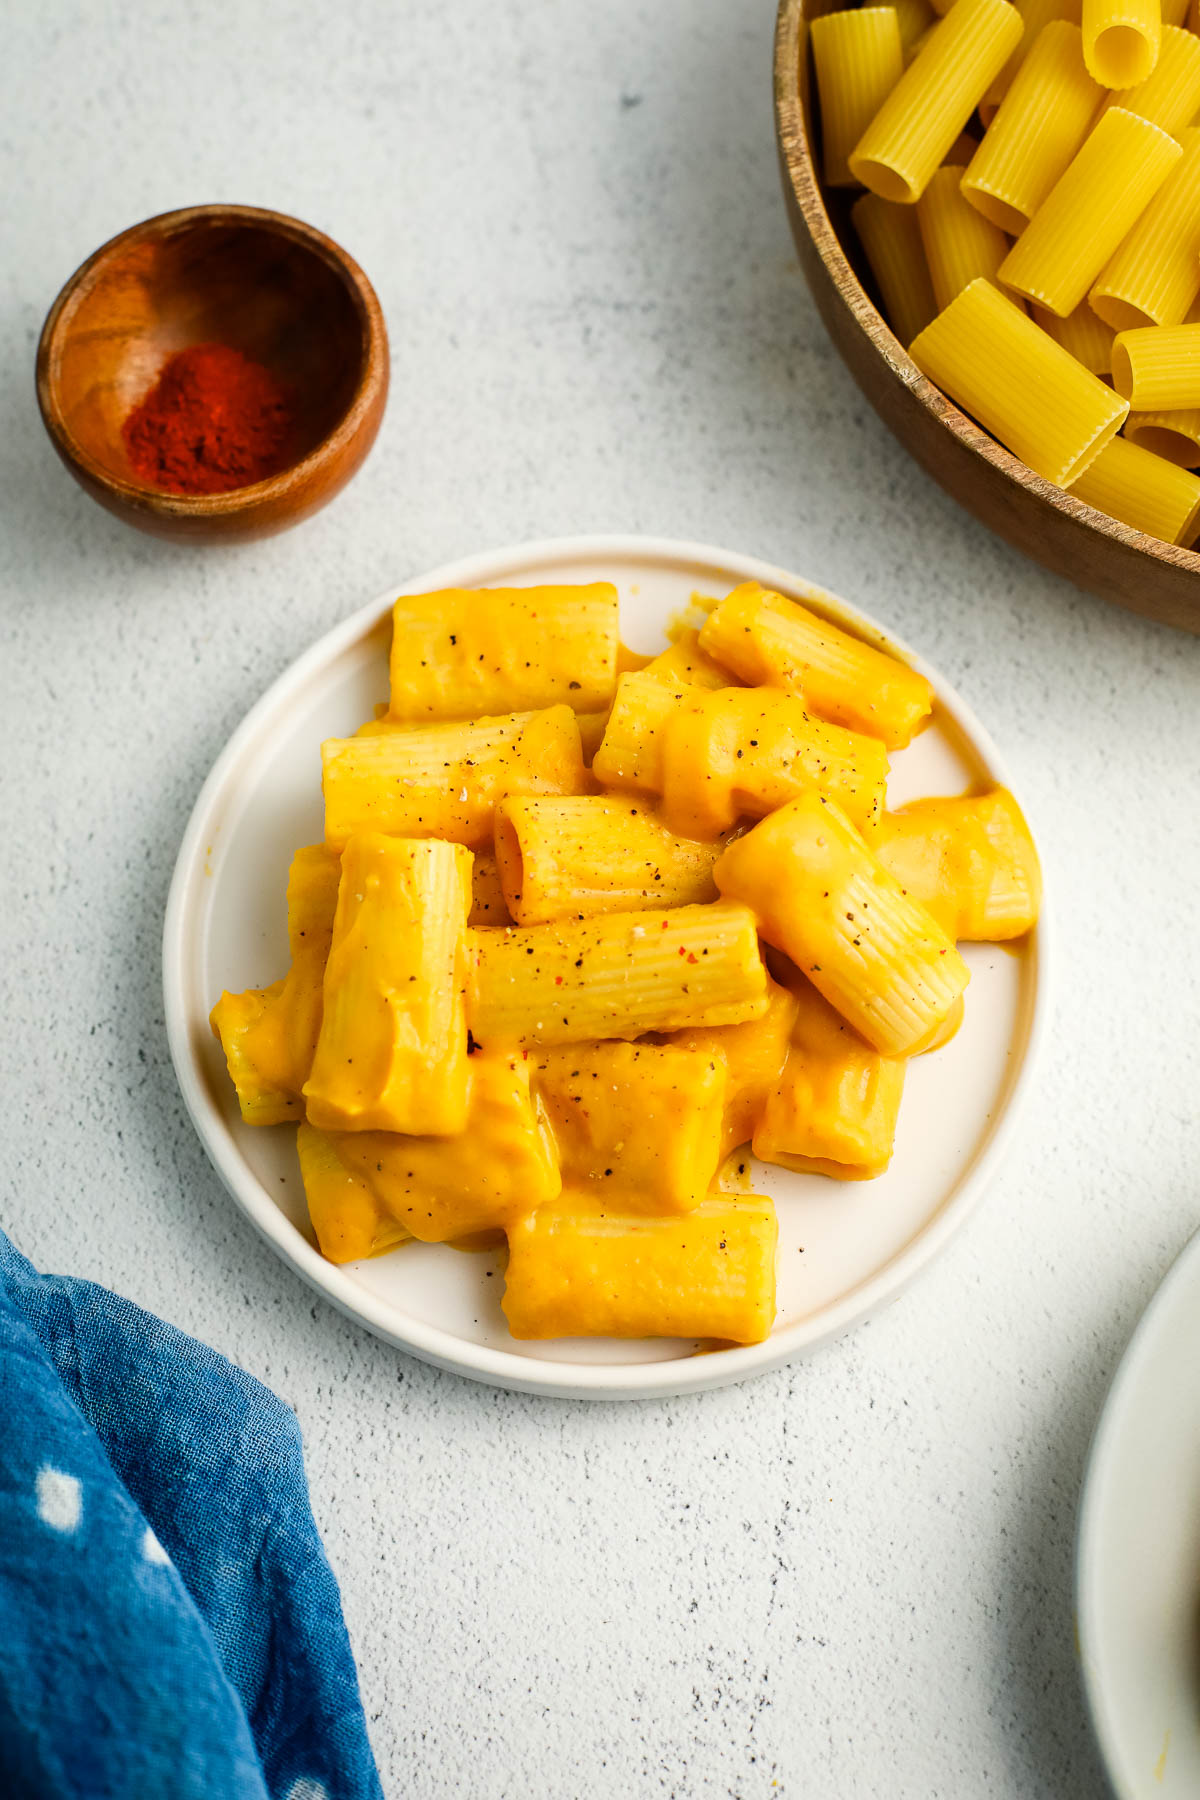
[0,1230,382,1800]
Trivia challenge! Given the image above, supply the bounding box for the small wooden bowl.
[774,0,1200,634]
[36,204,388,544]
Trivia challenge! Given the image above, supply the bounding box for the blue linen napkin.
[0,1230,383,1800]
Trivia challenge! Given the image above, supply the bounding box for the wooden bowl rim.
[773,0,1200,582]
[34,202,389,521]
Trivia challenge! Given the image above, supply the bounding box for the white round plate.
[1077,1226,1200,1797]
[164,535,1049,1398]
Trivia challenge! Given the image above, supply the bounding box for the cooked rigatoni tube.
[494,796,728,925]
[536,1042,726,1214]
[961,22,1103,235]
[468,850,511,926]
[576,710,610,764]
[209,981,299,1125]
[811,8,905,187]
[753,979,907,1180]
[916,165,1012,309]
[235,843,341,1097]
[670,977,800,1157]
[639,629,737,690]
[386,584,618,720]
[209,842,343,1120]
[848,0,1025,204]
[698,581,933,748]
[998,109,1181,317]
[325,1049,561,1243]
[714,792,970,1058]
[297,1122,412,1264]
[850,193,938,345]
[1112,323,1200,407]
[981,0,1084,124]
[594,677,889,839]
[1069,434,1200,541]
[1097,24,1200,129]
[1082,0,1160,85]
[1090,131,1200,329]
[304,834,472,1134]
[1124,407,1200,463]
[501,1193,778,1343]
[909,280,1128,484]
[873,788,1043,939]
[1032,301,1115,373]
[322,705,585,849]
[467,900,769,1047]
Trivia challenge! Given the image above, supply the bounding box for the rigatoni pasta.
[1068,433,1200,540]
[753,979,908,1179]
[873,788,1043,939]
[713,791,971,1059]
[322,705,586,848]
[494,795,728,924]
[916,164,1011,310]
[997,108,1181,317]
[810,7,905,187]
[467,900,770,1047]
[851,192,939,346]
[1081,0,1160,86]
[980,0,1084,122]
[387,584,618,720]
[1111,322,1200,406]
[502,1194,779,1345]
[848,0,1025,203]
[908,278,1128,485]
[960,21,1103,235]
[1090,130,1200,329]
[697,581,934,748]
[1031,301,1115,373]
[303,834,472,1135]
[1124,407,1200,463]
[1096,24,1200,131]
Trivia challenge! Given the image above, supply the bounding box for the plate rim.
[1075,1222,1200,1797]
[163,532,1053,1398]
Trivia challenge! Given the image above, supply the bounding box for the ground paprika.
[122,343,293,495]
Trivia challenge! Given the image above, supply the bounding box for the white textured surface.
[2,3,1199,1796]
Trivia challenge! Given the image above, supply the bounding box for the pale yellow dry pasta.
[1097,24,1200,128]
[848,0,1025,204]
[962,22,1103,235]
[851,193,938,345]
[811,9,905,187]
[893,0,936,46]
[1069,434,1200,540]
[1162,0,1188,23]
[998,109,1181,316]
[1124,407,1200,462]
[1033,301,1115,371]
[908,278,1128,483]
[1082,0,1161,85]
[916,165,1010,309]
[1090,130,1200,328]
[1111,322,1200,406]
[981,0,1083,120]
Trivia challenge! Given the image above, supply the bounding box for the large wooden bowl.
[774,0,1200,634]
[36,204,388,544]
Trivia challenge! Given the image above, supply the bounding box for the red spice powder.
[122,343,293,496]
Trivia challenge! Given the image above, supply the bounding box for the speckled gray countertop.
[3,4,1199,1796]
